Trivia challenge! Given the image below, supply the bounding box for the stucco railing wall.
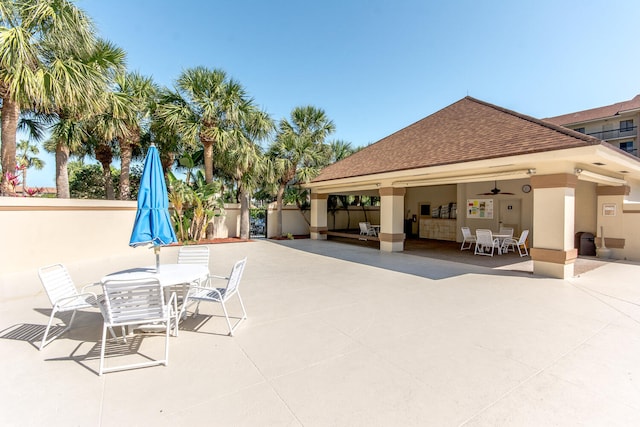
[0,198,245,276]
[0,198,314,274]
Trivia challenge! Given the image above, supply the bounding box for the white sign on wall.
[466,199,494,219]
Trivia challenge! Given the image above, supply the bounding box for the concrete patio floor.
[1,239,640,426]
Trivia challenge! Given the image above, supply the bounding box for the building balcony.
[588,126,637,140]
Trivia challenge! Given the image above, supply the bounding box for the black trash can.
[575,232,596,256]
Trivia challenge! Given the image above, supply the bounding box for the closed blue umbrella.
[129,144,177,271]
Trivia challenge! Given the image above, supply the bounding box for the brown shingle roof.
[313,96,605,183]
[543,94,640,126]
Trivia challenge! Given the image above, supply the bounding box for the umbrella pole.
[154,246,161,272]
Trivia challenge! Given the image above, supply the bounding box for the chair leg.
[164,317,170,366]
[237,291,248,322]
[99,323,108,375]
[220,301,234,336]
[40,308,73,350]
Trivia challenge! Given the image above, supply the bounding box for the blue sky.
[28,0,640,186]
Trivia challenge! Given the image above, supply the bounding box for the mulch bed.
[169,237,252,246]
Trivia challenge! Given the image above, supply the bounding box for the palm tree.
[268,106,335,237]
[219,106,273,239]
[156,67,249,184]
[328,139,355,162]
[48,39,126,198]
[0,0,97,195]
[113,72,157,200]
[16,139,44,193]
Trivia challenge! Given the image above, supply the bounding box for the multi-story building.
[544,95,640,156]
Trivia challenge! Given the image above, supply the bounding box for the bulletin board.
[466,199,493,219]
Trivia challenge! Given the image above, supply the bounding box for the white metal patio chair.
[177,245,210,267]
[359,222,377,237]
[99,277,178,375]
[460,227,476,250]
[185,257,248,336]
[474,229,501,256]
[176,245,211,318]
[502,229,529,257]
[38,264,107,350]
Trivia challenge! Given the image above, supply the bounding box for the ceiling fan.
[477,181,514,195]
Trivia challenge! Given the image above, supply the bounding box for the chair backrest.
[101,278,165,325]
[475,229,494,246]
[225,258,247,297]
[178,245,210,267]
[38,264,79,306]
[499,227,514,237]
[359,222,368,233]
[461,227,473,239]
[518,229,529,244]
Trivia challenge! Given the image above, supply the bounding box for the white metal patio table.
[102,264,209,331]
[492,233,512,255]
[102,264,208,287]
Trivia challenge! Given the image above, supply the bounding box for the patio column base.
[531,248,577,279]
[310,226,328,240]
[379,232,405,252]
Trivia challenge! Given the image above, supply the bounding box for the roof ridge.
[543,94,640,122]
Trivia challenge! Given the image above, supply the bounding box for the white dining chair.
[99,277,178,375]
[185,258,248,336]
[460,227,476,250]
[38,264,105,350]
[176,245,211,319]
[474,229,501,256]
[502,229,529,257]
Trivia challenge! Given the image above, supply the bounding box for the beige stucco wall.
[266,203,311,238]
[327,206,380,230]
[1,197,314,276]
[1,198,140,277]
[575,181,597,235]
[405,184,457,220]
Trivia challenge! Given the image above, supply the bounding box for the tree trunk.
[95,143,114,199]
[239,185,251,240]
[22,168,27,194]
[1,97,19,196]
[56,143,71,199]
[276,182,285,237]
[202,138,214,184]
[119,136,134,200]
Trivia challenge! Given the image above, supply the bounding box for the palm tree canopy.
[271,105,336,185]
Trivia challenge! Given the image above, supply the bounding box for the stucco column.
[310,192,328,240]
[530,174,578,279]
[378,187,405,252]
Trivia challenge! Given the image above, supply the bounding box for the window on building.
[574,127,585,133]
[620,119,634,131]
[619,141,635,153]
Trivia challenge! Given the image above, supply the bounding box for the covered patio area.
[2,239,639,425]
[307,96,640,279]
